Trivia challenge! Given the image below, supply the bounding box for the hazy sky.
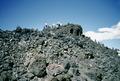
[0,0,120,49]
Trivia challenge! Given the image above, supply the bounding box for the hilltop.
[0,23,120,81]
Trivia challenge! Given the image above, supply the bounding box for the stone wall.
[55,23,83,36]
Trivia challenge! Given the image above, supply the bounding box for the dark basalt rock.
[0,23,119,81]
[28,57,47,77]
[15,26,22,33]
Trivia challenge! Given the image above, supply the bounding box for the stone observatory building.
[45,23,83,36]
[58,23,83,36]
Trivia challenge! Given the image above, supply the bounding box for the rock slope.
[0,23,120,81]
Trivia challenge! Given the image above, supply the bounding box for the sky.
[0,0,120,49]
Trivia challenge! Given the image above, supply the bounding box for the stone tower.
[55,23,83,36]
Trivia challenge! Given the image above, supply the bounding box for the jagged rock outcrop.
[0,24,120,81]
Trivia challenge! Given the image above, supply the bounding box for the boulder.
[46,64,65,76]
[28,57,47,77]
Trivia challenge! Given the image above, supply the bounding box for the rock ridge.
[0,23,120,81]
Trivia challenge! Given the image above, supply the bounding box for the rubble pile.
[0,24,120,81]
